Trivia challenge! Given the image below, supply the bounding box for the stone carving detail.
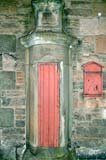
[32,0,63,31]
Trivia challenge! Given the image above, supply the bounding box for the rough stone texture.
[0,108,14,127]
[0,35,16,52]
[2,54,16,71]
[1,97,25,106]
[0,54,2,70]
[0,1,27,159]
[79,17,106,36]
[16,120,25,127]
[93,2,106,16]
[96,36,106,54]
[0,72,15,90]
[16,71,25,86]
[0,0,105,159]
[15,108,25,115]
[23,148,69,160]
[65,0,106,159]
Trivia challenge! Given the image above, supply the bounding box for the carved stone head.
[32,0,63,32]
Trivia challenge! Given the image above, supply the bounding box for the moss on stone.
[0,0,17,7]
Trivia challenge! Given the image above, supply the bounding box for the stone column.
[21,0,72,158]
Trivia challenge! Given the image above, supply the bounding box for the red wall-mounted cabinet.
[83,62,103,97]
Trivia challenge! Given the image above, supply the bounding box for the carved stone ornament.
[32,0,63,32]
[20,0,68,48]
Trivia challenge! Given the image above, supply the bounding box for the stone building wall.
[0,0,106,159]
[0,1,33,159]
[66,0,106,158]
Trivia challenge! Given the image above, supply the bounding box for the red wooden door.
[38,63,60,147]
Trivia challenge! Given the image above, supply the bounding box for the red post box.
[83,62,103,97]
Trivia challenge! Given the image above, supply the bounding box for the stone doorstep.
[22,148,106,160]
[23,147,69,160]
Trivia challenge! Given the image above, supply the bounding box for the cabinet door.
[38,63,60,147]
[84,73,102,96]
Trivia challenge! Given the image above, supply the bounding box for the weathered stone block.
[0,147,16,160]
[76,127,99,137]
[83,36,95,44]
[0,72,15,90]
[1,97,11,106]
[75,137,106,148]
[86,114,92,121]
[80,17,106,36]
[82,36,95,55]
[1,97,25,106]
[96,36,106,54]
[22,0,31,6]
[15,108,25,115]
[23,148,68,160]
[66,17,80,37]
[0,35,16,52]
[74,112,85,121]
[70,2,92,16]
[96,17,106,35]
[16,71,25,86]
[1,90,25,97]
[16,120,25,127]
[71,9,92,16]
[3,127,25,135]
[16,115,25,120]
[76,147,106,159]
[93,3,106,16]
[0,6,17,15]
[0,54,2,70]
[92,119,106,126]
[3,128,17,135]
[0,136,25,160]
[0,108,14,127]
[2,53,16,71]
[75,122,106,140]
[98,127,106,137]
[1,97,16,106]
[16,128,25,134]
[0,0,17,7]
[17,7,32,15]
[80,18,98,36]
[0,16,26,34]
[16,39,26,62]
[16,97,26,106]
